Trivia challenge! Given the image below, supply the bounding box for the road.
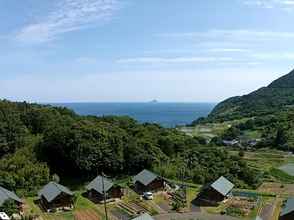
[154,212,239,220]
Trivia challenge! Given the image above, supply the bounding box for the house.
[85,176,123,203]
[196,176,234,205]
[0,186,22,208]
[133,169,165,193]
[132,213,154,220]
[0,212,10,220]
[38,182,74,212]
[279,198,294,220]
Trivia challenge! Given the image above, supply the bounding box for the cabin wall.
[135,178,164,193]
[40,193,73,211]
[196,187,226,205]
[88,186,123,202]
[279,212,294,220]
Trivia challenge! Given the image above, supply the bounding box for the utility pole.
[102,172,108,220]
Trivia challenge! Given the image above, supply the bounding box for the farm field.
[258,182,294,196]
[180,118,250,139]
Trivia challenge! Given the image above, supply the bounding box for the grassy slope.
[24,191,105,220]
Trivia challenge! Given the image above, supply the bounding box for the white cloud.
[242,0,294,9]
[16,0,120,43]
[117,56,235,64]
[208,48,251,52]
[159,30,294,41]
[253,52,294,60]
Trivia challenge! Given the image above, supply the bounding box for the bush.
[2,200,18,216]
[225,207,245,217]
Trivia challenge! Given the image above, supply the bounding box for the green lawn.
[24,191,105,220]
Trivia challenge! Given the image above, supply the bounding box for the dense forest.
[190,69,294,151]
[0,100,259,195]
[205,69,294,122]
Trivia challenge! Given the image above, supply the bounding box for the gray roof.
[281,197,294,216]
[133,170,159,186]
[0,186,22,206]
[132,213,154,220]
[211,176,234,196]
[38,182,73,203]
[86,176,114,194]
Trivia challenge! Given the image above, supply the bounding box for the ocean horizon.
[51,102,216,127]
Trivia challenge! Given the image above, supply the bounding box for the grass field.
[180,118,250,139]
[24,192,106,220]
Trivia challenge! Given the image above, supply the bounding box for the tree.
[275,127,287,147]
[2,200,18,216]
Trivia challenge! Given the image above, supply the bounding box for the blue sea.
[52,103,215,127]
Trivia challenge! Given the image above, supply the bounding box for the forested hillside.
[206,69,294,122]
[0,100,259,195]
[191,69,294,152]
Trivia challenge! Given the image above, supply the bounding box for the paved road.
[154,212,239,220]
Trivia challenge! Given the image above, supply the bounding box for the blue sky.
[1,0,294,102]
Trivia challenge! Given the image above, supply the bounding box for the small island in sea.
[149,99,159,103]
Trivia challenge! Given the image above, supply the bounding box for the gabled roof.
[132,213,154,220]
[0,186,22,206]
[133,170,159,186]
[38,182,73,203]
[86,176,114,194]
[210,176,234,196]
[281,197,294,217]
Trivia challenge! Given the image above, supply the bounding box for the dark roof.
[133,170,159,186]
[281,197,294,217]
[210,176,234,196]
[132,213,154,220]
[38,182,73,203]
[86,176,114,194]
[0,186,22,206]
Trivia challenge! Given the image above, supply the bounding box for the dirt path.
[260,197,279,220]
[154,212,239,220]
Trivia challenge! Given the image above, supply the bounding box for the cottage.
[133,169,164,193]
[86,176,123,203]
[279,198,294,220]
[196,176,234,205]
[38,182,74,212]
[0,186,22,208]
[132,213,154,220]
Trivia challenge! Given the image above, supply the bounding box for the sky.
[1,0,294,103]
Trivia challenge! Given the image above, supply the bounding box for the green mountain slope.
[208,69,294,121]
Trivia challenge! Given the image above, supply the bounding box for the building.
[38,182,74,212]
[133,169,164,193]
[280,198,294,220]
[132,213,154,220]
[196,176,234,205]
[86,176,123,203]
[0,186,22,208]
[222,140,239,146]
